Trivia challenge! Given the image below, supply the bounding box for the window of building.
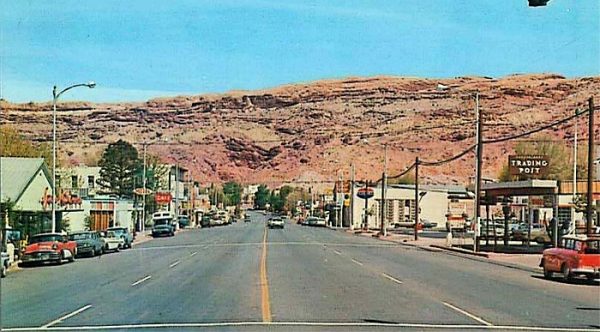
[88,175,95,188]
[71,175,78,189]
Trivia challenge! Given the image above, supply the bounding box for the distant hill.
[2,74,599,188]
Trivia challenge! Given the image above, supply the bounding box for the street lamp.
[51,82,96,233]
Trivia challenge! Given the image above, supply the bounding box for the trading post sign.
[508,155,549,177]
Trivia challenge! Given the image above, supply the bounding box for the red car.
[540,235,600,281]
[20,233,78,266]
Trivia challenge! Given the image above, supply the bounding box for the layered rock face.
[2,74,599,188]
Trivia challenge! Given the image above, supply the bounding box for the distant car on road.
[68,231,104,257]
[268,217,284,229]
[1,252,9,277]
[152,211,176,236]
[100,231,124,252]
[20,233,77,266]
[540,235,600,281]
[106,227,133,249]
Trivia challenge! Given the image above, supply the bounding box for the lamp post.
[51,82,96,233]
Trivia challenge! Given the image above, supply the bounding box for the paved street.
[1,212,599,331]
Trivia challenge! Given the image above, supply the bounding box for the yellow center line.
[260,226,272,322]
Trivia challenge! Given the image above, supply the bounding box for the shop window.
[88,175,95,188]
[71,175,78,189]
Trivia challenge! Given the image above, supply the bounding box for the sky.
[1,0,598,103]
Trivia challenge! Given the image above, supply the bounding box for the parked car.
[20,233,77,266]
[512,224,550,243]
[1,251,9,277]
[314,217,327,227]
[178,215,190,228]
[268,217,285,229]
[152,223,175,237]
[100,231,124,252]
[479,221,505,239]
[68,231,104,257]
[306,216,318,226]
[107,227,133,248]
[540,235,600,281]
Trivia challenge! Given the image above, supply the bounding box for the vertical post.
[350,164,355,231]
[381,145,387,237]
[474,92,483,252]
[364,181,369,230]
[142,143,147,233]
[485,196,490,247]
[175,163,179,230]
[587,97,595,235]
[573,108,578,225]
[339,171,344,228]
[414,157,419,241]
[52,86,58,234]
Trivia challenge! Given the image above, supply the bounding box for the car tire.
[543,266,553,279]
[561,264,571,282]
[90,248,96,257]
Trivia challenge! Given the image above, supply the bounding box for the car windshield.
[29,235,62,244]
[3,2,599,331]
[68,233,91,241]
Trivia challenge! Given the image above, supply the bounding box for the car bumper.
[152,230,172,236]
[21,252,60,263]
[77,247,94,254]
[269,224,284,228]
[571,267,600,276]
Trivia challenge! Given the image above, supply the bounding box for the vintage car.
[267,217,284,229]
[106,227,134,248]
[20,233,77,266]
[100,231,125,252]
[68,231,104,257]
[540,235,600,281]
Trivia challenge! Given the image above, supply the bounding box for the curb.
[429,244,542,274]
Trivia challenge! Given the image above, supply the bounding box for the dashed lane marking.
[40,305,92,328]
[131,275,151,286]
[381,273,403,284]
[351,258,364,266]
[190,251,198,257]
[443,302,493,326]
[333,250,342,255]
[169,260,180,268]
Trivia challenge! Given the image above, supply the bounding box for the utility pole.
[350,164,355,231]
[587,97,595,235]
[414,157,419,241]
[175,164,179,228]
[380,145,387,237]
[339,171,344,228]
[474,92,483,253]
[142,143,147,233]
[364,181,370,230]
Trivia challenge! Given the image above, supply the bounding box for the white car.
[268,217,285,229]
[100,231,125,252]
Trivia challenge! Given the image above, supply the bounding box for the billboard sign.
[509,155,549,177]
[155,192,172,204]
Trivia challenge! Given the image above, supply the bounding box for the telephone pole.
[587,97,595,235]
[380,145,388,237]
[414,157,419,241]
[474,92,483,252]
[350,164,355,231]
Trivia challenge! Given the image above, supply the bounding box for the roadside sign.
[357,187,374,199]
[155,192,172,204]
[508,155,549,178]
[134,188,153,196]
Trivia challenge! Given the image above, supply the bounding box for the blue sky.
[1,0,598,103]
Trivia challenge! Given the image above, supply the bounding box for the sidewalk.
[346,229,542,274]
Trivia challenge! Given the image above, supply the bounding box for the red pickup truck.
[540,235,600,281]
[20,233,77,266]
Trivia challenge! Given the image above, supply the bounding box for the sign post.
[357,183,374,230]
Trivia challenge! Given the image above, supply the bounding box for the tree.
[254,185,270,209]
[223,181,242,206]
[388,173,415,185]
[98,140,140,198]
[0,125,52,167]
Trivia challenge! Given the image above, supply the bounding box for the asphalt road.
[1,211,599,331]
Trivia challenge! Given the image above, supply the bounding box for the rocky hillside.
[2,74,599,188]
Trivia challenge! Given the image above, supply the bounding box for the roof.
[1,157,52,203]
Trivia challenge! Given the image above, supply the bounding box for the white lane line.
[333,250,342,255]
[131,275,151,286]
[381,273,403,284]
[443,302,493,326]
[190,251,198,257]
[169,260,180,268]
[351,258,364,266]
[40,304,92,328]
[4,321,596,331]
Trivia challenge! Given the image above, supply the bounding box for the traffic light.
[528,0,549,6]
